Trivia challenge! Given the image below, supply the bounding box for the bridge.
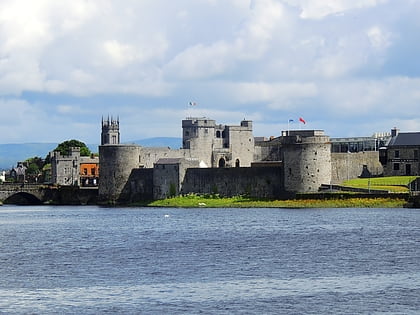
[0,183,98,205]
[0,183,49,204]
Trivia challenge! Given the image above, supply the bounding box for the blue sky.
[1,0,419,144]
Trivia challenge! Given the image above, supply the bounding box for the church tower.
[101,116,120,145]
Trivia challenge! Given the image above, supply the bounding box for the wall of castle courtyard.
[331,151,383,184]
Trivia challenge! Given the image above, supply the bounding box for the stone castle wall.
[118,168,154,203]
[139,147,184,168]
[331,151,383,184]
[180,166,284,198]
[283,134,331,193]
[98,144,141,202]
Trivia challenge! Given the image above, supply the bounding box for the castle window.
[394,150,400,158]
[91,168,95,176]
[414,150,418,159]
[216,131,221,138]
[204,128,208,134]
[393,163,400,171]
[185,131,190,137]
[84,168,88,175]
[222,130,226,138]
[235,159,240,167]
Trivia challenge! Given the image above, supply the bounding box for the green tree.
[54,139,91,156]
[25,156,44,183]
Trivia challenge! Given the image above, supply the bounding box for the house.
[80,155,99,187]
[380,128,420,176]
[10,162,27,183]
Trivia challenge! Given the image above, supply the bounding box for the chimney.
[391,127,399,137]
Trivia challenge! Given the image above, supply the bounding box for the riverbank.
[133,194,408,208]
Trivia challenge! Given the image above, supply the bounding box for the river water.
[0,205,418,314]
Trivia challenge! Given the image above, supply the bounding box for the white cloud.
[284,0,388,19]
[226,81,318,106]
[367,26,392,50]
[0,0,418,144]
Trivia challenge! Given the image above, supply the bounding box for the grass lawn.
[341,176,418,193]
[144,194,406,208]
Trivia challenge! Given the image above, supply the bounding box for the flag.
[288,119,294,123]
[189,101,197,106]
[299,117,306,124]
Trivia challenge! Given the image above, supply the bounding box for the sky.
[1,0,420,144]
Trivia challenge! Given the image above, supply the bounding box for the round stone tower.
[282,130,331,193]
[98,144,141,203]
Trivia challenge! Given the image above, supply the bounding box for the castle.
[98,116,384,203]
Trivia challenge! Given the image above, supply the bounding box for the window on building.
[394,150,400,158]
[91,168,95,176]
[185,131,190,137]
[84,168,88,175]
[216,131,221,138]
[414,150,418,159]
[235,159,240,167]
[393,163,400,171]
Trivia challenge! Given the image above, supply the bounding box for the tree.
[25,156,44,183]
[54,139,91,156]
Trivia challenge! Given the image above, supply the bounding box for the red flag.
[299,117,306,124]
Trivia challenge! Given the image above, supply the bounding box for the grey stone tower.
[101,116,120,145]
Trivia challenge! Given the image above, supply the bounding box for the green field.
[341,176,418,192]
[143,194,406,208]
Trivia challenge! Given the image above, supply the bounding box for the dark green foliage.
[25,156,44,174]
[54,139,91,156]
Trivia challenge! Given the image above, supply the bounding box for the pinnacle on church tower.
[101,115,120,145]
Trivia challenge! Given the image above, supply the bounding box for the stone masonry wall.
[331,151,383,184]
[283,136,331,193]
[180,166,284,198]
[98,144,141,203]
[119,168,154,203]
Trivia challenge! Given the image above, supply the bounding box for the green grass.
[142,194,406,208]
[341,176,418,193]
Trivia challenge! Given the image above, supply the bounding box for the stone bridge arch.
[0,184,46,205]
[3,192,43,205]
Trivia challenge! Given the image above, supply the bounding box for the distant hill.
[0,137,182,169]
[127,137,182,149]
